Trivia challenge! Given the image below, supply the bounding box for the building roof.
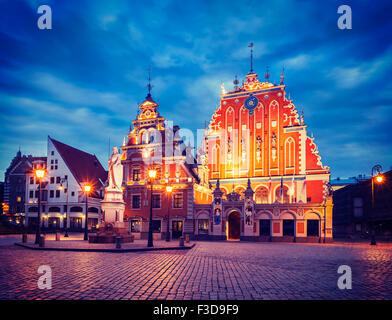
[49,136,107,195]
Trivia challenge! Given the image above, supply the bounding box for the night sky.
[1,0,391,179]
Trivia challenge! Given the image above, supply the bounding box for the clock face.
[245,95,258,115]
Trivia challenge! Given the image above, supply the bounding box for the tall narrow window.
[285,138,295,168]
[173,193,183,208]
[212,145,220,172]
[152,194,161,209]
[132,169,141,181]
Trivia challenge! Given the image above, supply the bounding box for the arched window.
[275,186,289,203]
[285,138,295,168]
[255,187,269,204]
[48,207,61,213]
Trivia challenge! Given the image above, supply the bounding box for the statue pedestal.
[88,189,133,244]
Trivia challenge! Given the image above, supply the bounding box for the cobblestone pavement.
[1,235,391,300]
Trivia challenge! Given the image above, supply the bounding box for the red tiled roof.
[49,137,107,196]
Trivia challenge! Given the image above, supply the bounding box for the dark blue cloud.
[0,0,391,178]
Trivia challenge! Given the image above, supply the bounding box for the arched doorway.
[228,211,241,240]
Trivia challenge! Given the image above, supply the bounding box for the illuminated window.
[255,188,268,204]
[17,196,21,202]
[130,220,141,232]
[132,169,141,181]
[198,219,209,234]
[285,138,295,168]
[173,193,183,208]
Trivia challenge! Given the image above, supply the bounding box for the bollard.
[22,233,28,243]
[179,236,184,247]
[39,235,45,248]
[55,232,60,241]
[185,234,190,243]
[115,236,122,249]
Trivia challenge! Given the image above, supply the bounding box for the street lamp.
[166,185,173,242]
[147,168,157,247]
[34,168,46,244]
[370,165,384,246]
[83,184,92,241]
[59,177,69,237]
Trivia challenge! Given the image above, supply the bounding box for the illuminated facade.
[121,93,212,240]
[193,68,333,242]
[122,67,333,242]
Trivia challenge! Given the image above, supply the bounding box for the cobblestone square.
[0,235,391,300]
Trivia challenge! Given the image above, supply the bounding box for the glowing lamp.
[84,185,92,193]
[35,169,45,179]
[58,185,63,190]
[166,186,173,193]
[148,169,157,179]
[375,175,384,183]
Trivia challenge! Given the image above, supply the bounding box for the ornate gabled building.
[192,67,333,242]
[121,93,212,240]
[120,62,333,243]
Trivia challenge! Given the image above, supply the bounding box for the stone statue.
[108,147,123,191]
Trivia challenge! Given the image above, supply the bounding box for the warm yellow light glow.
[143,149,150,158]
[148,169,157,179]
[58,185,63,190]
[35,169,45,179]
[375,175,384,183]
[166,186,173,193]
[84,184,92,193]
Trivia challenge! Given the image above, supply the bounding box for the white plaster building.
[25,136,107,231]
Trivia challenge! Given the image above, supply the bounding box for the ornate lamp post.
[166,185,173,242]
[370,165,384,246]
[59,177,69,237]
[34,168,46,244]
[147,168,157,247]
[83,184,92,241]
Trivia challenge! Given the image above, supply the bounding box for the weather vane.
[248,43,254,72]
[147,66,153,96]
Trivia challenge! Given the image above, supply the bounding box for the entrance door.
[172,221,183,239]
[228,211,241,240]
[260,219,271,236]
[307,220,319,236]
[283,220,295,236]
